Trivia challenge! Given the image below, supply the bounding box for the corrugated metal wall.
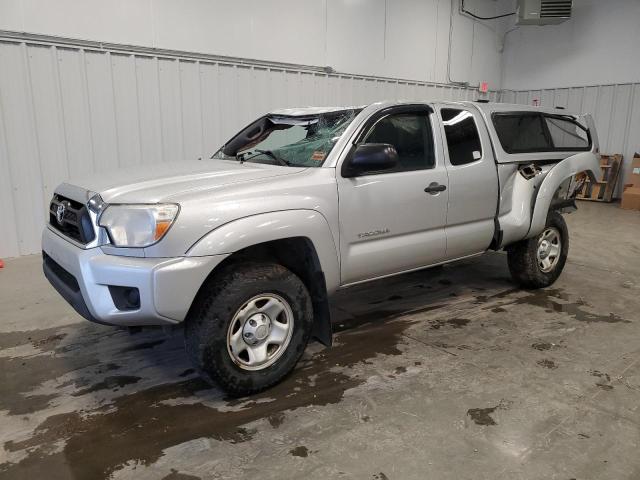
[501,84,640,199]
[0,34,497,258]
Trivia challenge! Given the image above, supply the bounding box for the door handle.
[424,182,447,194]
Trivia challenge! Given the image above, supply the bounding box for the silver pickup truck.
[42,101,600,395]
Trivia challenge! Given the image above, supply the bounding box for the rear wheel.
[507,211,569,289]
[185,262,313,396]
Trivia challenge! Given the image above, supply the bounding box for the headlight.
[98,204,179,247]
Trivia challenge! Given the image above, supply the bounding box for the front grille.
[49,194,96,244]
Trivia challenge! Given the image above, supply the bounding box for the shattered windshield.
[212,109,361,167]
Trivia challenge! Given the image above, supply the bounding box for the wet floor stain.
[474,295,490,304]
[0,327,70,351]
[430,318,470,330]
[289,446,309,458]
[160,469,202,480]
[590,370,614,390]
[467,406,498,426]
[372,473,390,480]
[31,333,68,348]
[0,312,414,479]
[484,288,630,324]
[267,412,285,428]
[596,383,614,391]
[537,359,558,369]
[0,352,98,415]
[370,294,404,305]
[589,370,610,381]
[467,400,512,426]
[432,341,472,351]
[72,375,141,396]
[119,339,166,353]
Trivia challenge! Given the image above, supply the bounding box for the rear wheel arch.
[527,152,600,239]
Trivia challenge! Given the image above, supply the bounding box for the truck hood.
[65,160,306,203]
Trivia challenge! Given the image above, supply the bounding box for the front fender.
[186,209,340,293]
[526,152,600,239]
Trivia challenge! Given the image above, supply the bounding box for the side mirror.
[343,143,399,177]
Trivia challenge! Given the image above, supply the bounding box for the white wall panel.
[1,0,509,88]
[501,83,640,199]
[85,50,119,171]
[135,56,164,165]
[0,35,493,258]
[28,45,70,201]
[112,53,143,168]
[0,41,45,256]
[0,50,21,258]
[502,0,640,91]
[57,47,94,176]
[157,58,183,165]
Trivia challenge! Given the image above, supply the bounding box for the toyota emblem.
[56,203,66,225]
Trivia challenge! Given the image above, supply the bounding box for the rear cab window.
[441,108,482,166]
[492,112,591,154]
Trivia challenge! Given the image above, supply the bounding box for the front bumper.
[42,227,228,326]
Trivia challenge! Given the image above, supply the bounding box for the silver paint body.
[42,101,601,326]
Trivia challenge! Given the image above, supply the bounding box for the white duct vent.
[517,0,572,25]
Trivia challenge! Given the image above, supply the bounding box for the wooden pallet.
[575,154,622,202]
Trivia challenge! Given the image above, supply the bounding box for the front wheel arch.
[188,237,333,347]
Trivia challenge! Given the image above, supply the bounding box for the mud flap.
[310,270,332,346]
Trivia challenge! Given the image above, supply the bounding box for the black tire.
[507,211,569,289]
[184,262,313,396]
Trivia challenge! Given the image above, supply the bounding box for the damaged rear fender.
[526,152,600,239]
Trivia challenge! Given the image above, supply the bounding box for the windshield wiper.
[247,149,290,166]
[236,148,291,167]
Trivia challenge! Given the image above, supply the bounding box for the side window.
[493,113,551,153]
[363,113,435,171]
[441,108,482,166]
[544,115,589,150]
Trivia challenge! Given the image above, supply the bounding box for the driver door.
[337,106,449,285]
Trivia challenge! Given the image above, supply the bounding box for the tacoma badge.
[357,228,390,239]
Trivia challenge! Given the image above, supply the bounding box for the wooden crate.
[575,154,622,202]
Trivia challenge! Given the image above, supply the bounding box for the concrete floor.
[1,202,639,480]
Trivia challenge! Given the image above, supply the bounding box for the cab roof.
[270,101,582,118]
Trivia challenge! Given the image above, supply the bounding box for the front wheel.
[184,262,314,396]
[507,211,569,289]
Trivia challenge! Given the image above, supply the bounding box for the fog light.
[108,286,141,310]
